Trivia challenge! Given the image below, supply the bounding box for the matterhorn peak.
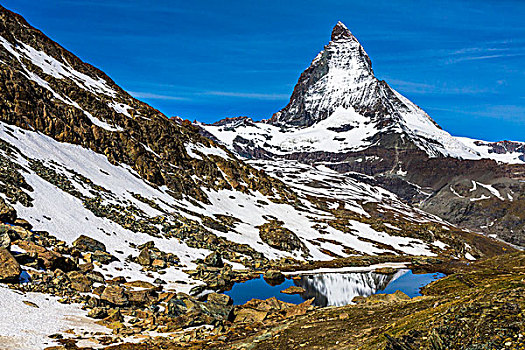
[331,21,355,41]
[269,21,376,128]
[264,21,479,160]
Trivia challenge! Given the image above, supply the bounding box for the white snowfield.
[0,286,110,350]
[203,101,524,165]
[456,137,525,164]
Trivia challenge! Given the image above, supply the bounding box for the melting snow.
[0,286,109,350]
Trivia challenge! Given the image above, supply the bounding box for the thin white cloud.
[446,53,525,64]
[387,79,492,95]
[427,105,525,122]
[204,91,289,100]
[128,91,189,101]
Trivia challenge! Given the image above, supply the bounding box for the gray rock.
[0,198,16,224]
[167,298,188,317]
[137,247,151,266]
[204,251,223,268]
[87,307,108,319]
[207,293,233,306]
[264,270,285,286]
[100,285,128,306]
[0,227,11,250]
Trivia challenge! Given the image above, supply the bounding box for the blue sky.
[3,0,525,141]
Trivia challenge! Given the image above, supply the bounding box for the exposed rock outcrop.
[0,247,20,281]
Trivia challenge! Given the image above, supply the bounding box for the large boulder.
[207,292,233,306]
[166,293,233,329]
[0,198,16,224]
[0,248,21,281]
[203,293,233,320]
[234,308,268,323]
[258,220,307,254]
[0,226,11,250]
[0,224,31,241]
[13,219,32,230]
[72,235,106,253]
[16,241,76,272]
[100,285,128,306]
[67,271,92,292]
[204,251,223,268]
[85,250,118,265]
[263,269,285,285]
[127,289,155,305]
[280,286,305,295]
[167,298,188,318]
[136,247,151,266]
[0,223,29,249]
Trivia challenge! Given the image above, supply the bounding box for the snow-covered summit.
[206,22,484,160]
[269,21,376,129]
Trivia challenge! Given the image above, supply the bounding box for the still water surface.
[224,269,445,306]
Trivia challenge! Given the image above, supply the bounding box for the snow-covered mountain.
[204,22,524,163]
[0,7,518,347]
[203,22,525,247]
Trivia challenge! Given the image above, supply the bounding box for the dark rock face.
[0,247,20,281]
[331,21,356,41]
[268,22,375,128]
[475,140,525,157]
[0,197,16,224]
[72,235,106,253]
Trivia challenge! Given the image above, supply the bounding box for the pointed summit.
[331,21,354,41]
[270,22,376,128]
[266,21,477,159]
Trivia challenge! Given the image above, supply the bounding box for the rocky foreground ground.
[2,196,524,350]
[89,252,524,350]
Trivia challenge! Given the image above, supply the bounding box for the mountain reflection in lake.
[225,269,445,307]
[295,270,404,306]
